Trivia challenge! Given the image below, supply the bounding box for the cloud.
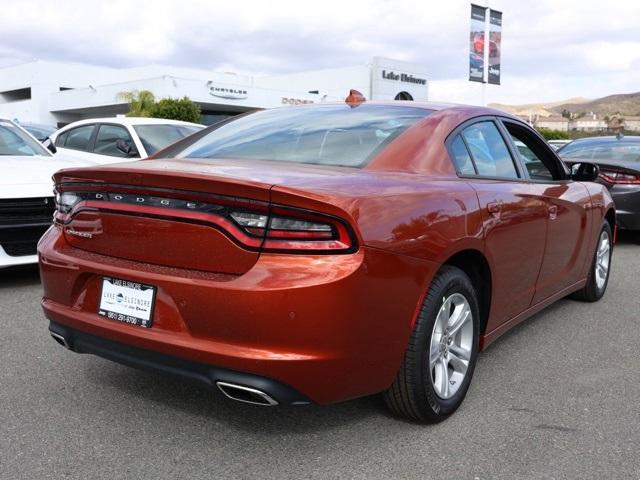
[1,0,639,104]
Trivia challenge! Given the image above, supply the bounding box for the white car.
[50,117,204,164]
[0,119,93,268]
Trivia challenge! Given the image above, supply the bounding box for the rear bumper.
[39,226,435,404]
[48,321,311,405]
[610,185,640,230]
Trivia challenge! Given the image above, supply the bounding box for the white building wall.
[535,120,569,131]
[256,57,429,102]
[48,75,322,115]
[0,61,121,124]
[0,58,429,126]
[256,65,371,101]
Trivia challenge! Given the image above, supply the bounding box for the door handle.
[548,205,558,220]
[487,202,502,217]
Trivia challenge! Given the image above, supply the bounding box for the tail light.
[54,188,356,253]
[262,206,353,252]
[598,168,640,184]
[228,206,353,251]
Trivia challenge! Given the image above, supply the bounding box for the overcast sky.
[1,0,639,105]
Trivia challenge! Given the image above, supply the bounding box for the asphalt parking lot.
[1,235,639,480]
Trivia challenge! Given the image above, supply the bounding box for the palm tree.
[117,90,156,117]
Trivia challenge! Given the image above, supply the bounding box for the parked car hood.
[0,154,95,199]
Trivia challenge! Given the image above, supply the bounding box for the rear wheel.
[571,221,612,302]
[384,266,480,423]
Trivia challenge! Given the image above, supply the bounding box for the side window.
[450,135,476,175]
[93,124,136,157]
[64,125,95,151]
[503,122,560,181]
[55,131,68,147]
[461,121,519,179]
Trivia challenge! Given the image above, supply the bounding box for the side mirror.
[570,162,599,182]
[43,137,57,154]
[116,138,138,157]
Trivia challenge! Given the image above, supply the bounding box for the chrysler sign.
[207,81,248,100]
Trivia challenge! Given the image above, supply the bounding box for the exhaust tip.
[50,331,71,350]
[216,381,279,406]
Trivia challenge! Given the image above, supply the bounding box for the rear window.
[173,105,431,167]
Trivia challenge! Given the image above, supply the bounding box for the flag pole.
[482,2,489,106]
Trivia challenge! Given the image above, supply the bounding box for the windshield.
[133,124,202,155]
[560,139,640,162]
[172,104,431,168]
[0,120,50,156]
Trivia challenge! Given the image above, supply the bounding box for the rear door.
[448,118,548,331]
[90,123,141,163]
[499,119,592,303]
[54,123,98,162]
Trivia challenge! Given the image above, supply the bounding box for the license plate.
[97,277,157,328]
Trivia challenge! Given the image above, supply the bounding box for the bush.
[118,90,201,123]
[537,128,571,140]
[150,97,201,123]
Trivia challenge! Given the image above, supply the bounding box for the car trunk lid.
[53,159,363,273]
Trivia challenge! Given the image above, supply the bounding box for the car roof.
[56,117,204,130]
[567,135,640,144]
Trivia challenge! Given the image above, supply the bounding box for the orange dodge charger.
[39,94,615,422]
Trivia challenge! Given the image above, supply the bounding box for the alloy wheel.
[595,230,611,290]
[429,293,474,399]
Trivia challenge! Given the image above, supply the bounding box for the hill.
[550,92,640,117]
[489,97,590,117]
[490,92,640,118]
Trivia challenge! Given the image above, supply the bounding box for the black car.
[559,135,640,231]
[20,123,57,142]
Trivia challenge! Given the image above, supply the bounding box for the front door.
[450,119,549,332]
[499,119,593,303]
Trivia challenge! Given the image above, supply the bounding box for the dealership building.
[0,57,428,127]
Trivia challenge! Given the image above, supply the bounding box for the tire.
[383,265,480,423]
[570,221,613,302]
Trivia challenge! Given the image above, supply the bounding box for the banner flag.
[469,4,486,83]
[488,9,502,85]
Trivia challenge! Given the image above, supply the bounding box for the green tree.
[537,128,570,140]
[117,90,156,117]
[149,97,201,123]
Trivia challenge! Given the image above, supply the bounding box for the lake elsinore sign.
[381,70,427,85]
